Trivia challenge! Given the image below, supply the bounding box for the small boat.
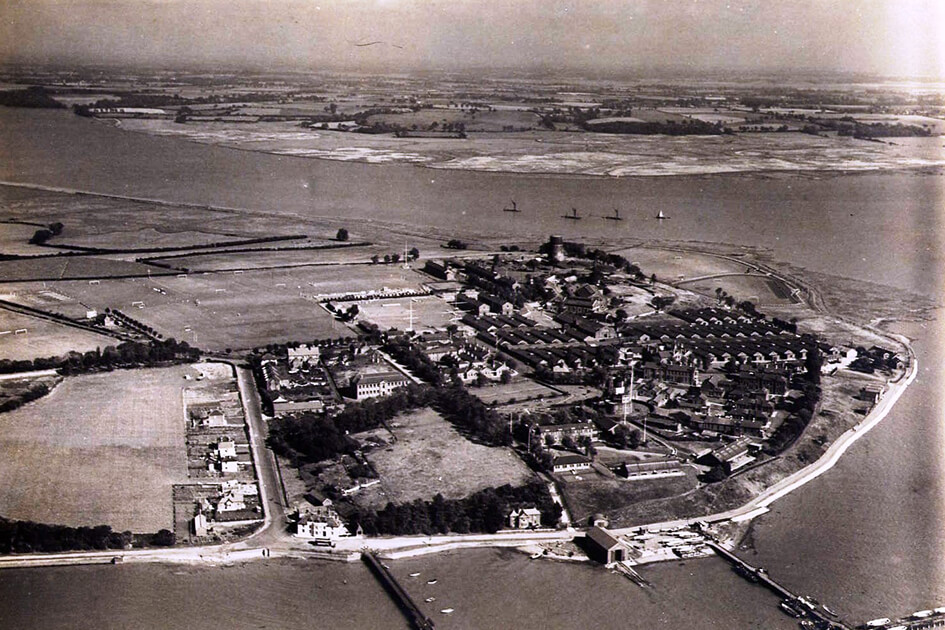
[530,552,543,559]
[605,208,623,221]
[427,579,438,585]
[822,604,839,618]
[563,207,582,220]
[656,210,669,220]
[425,597,436,603]
[779,600,804,618]
[409,572,421,578]
[503,200,520,213]
[865,619,891,627]
[440,608,454,614]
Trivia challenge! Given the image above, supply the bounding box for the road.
[233,364,290,547]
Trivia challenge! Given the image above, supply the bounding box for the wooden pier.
[707,541,851,630]
[362,551,435,630]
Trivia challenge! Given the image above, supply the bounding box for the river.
[0,108,942,627]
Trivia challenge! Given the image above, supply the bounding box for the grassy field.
[357,295,457,332]
[611,247,748,283]
[355,408,535,509]
[0,366,192,532]
[557,466,699,527]
[680,273,797,306]
[472,379,561,405]
[0,309,115,361]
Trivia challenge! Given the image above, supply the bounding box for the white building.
[295,506,351,541]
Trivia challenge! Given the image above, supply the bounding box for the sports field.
[0,366,192,531]
[355,408,534,509]
[357,295,457,332]
[0,309,114,361]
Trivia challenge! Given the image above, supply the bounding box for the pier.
[706,541,851,630]
[362,551,435,630]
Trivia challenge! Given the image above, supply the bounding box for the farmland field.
[0,184,297,250]
[354,408,535,509]
[0,309,115,361]
[0,222,49,256]
[0,366,193,531]
[0,256,155,282]
[147,244,374,272]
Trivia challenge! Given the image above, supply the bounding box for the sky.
[2,0,943,78]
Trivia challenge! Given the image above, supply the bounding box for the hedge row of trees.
[0,380,52,413]
[0,518,175,554]
[0,338,201,375]
[349,482,561,536]
[382,336,443,386]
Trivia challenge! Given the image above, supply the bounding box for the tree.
[499,370,512,385]
[370,254,380,264]
[409,247,420,260]
[336,228,349,241]
[151,529,176,546]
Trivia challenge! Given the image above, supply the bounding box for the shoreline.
[106,115,945,181]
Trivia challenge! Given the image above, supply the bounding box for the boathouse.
[585,526,627,565]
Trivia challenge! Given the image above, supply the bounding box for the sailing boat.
[656,209,669,220]
[503,200,520,213]
[563,207,582,220]
[605,208,623,221]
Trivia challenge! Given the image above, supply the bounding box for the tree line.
[349,482,561,536]
[0,518,175,554]
[0,338,201,376]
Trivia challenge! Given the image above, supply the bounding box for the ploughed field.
[0,365,196,532]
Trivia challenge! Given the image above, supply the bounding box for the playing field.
[355,408,535,509]
[357,295,457,332]
[2,263,418,350]
[0,366,193,531]
[0,309,115,361]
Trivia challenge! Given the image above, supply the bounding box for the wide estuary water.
[1,109,943,628]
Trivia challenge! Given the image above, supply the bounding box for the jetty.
[362,551,435,630]
[706,541,851,629]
